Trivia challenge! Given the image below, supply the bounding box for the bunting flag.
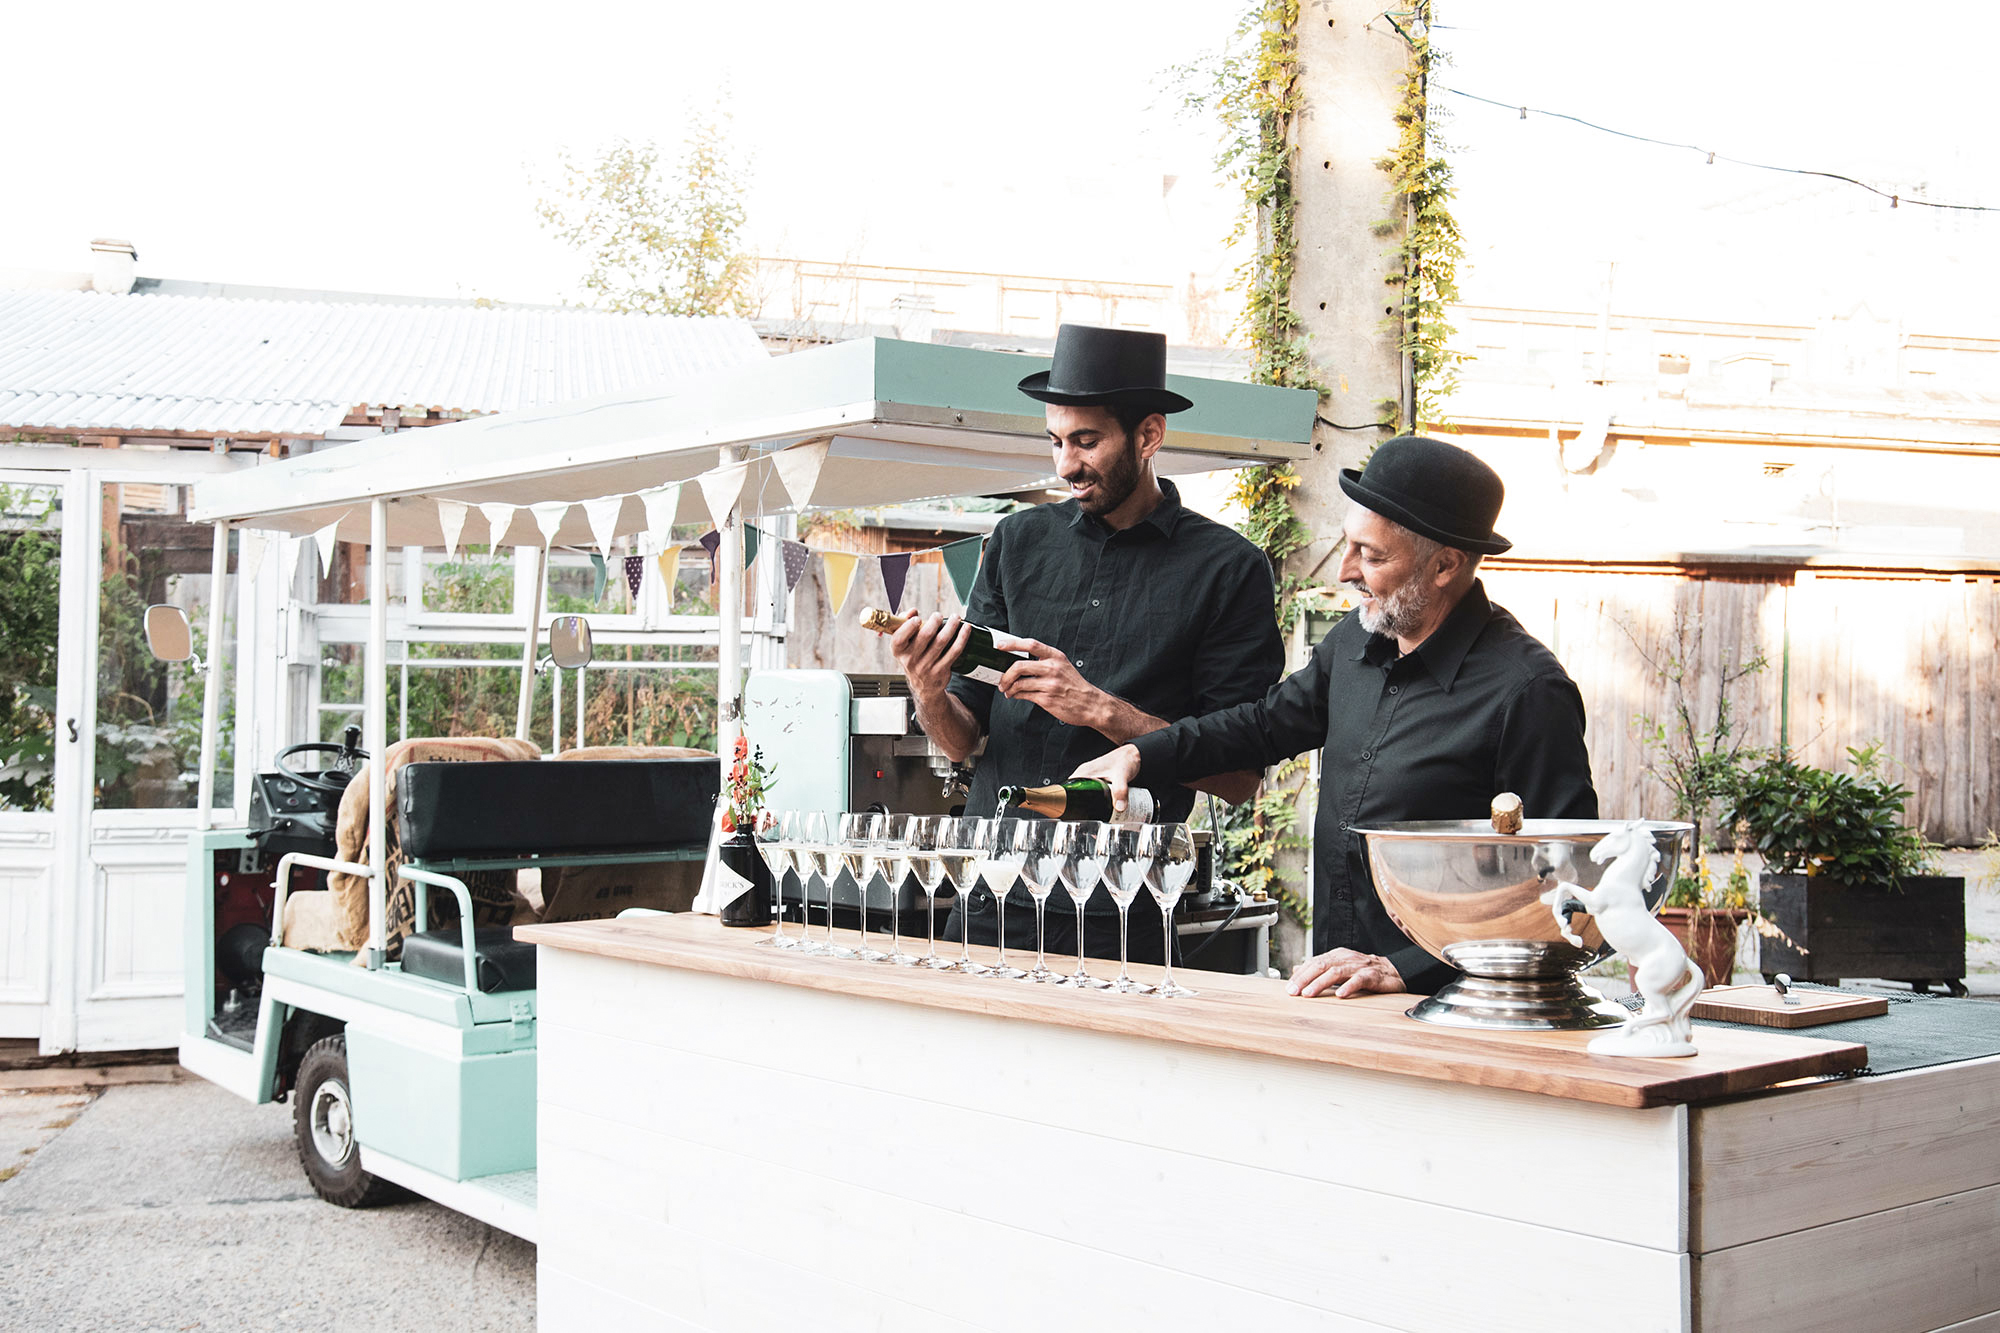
[697,529,721,561]
[772,437,830,510]
[879,551,912,612]
[623,554,645,601]
[436,499,469,558]
[780,539,812,594]
[313,514,346,581]
[940,535,984,605]
[640,483,681,539]
[582,495,623,557]
[821,551,861,614]
[695,462,748,529]
[655,543,687,589]
[238,530,268,586]
[743,524,762,570]
[589,553,607,604]
[477,502,516,550]
[529,501,570,547]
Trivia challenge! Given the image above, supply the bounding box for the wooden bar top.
[517,914,1866,1109]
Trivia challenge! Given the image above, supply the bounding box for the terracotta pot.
[1659,906,1747,986]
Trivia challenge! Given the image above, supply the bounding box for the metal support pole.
[716,444,744,765]
[196,521,230,831]
[366,500,389,969]
[514,544,548,741]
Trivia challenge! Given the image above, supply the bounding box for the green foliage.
[1729,744,1941,886]
[1628,614,1767,863]
[1210,756,1315,927]
[0,492,61,810]
[537,112,754,317]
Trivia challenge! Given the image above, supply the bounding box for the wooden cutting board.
[1693,984,1889,1028]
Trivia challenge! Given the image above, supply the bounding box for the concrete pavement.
[0,1079,534,1332]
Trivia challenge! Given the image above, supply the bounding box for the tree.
[537,113,754,317]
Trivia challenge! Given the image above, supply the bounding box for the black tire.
[293,1034,404,1208]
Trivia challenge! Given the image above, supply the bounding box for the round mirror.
[548,615,593,671]
[144,605,194,662]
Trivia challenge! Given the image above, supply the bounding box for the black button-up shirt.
[947,478,1285,834]
[1130,580,1597,991]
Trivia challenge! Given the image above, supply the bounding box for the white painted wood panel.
[539,1270,706,1333]
[537,948,1690,1250]
[88,836,188,998]
[1696,1182,2000,1333]
[1693,1056,2000,1251]
[0,831,52,1008]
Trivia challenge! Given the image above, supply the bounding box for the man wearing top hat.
[1069,434,1598,996]
[887,323,1286,965]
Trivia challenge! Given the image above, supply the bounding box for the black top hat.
[1339,435,1513,555]
[1017,324,1193,415]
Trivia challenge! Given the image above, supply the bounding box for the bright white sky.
[5,1,1998,331]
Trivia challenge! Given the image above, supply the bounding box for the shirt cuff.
[1389,944,1457,997]
[1129,727,1179,787]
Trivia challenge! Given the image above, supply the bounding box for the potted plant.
[718,733,776,927]
[1658,854,1753,985]
[1729,744,1966,993]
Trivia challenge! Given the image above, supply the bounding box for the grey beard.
[1355,578,1433,639]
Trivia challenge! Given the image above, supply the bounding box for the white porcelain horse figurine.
[1540,819,1703,1058]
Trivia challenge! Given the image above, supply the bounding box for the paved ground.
[0,1079,534,1332]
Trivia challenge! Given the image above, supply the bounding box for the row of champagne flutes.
[751,812,1199,997]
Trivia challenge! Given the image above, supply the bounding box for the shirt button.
[1360,750,1374,761]
[1075,659,1086,669]
[1388,685,1400,695]
[1091,599,1101,607]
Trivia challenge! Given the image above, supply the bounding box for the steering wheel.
[276,735,368,798]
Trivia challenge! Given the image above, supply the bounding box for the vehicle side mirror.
[144,605,195,663]
[548,615,593,670]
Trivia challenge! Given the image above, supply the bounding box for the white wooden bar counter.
[520,914,2000,1333]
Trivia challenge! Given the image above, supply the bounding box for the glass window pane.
[95,483,235,810]
[420,547,513,613]
[0,483,63,812]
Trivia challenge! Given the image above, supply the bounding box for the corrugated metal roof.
[0,287,768,437]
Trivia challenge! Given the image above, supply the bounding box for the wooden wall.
[1481,566,2000,846]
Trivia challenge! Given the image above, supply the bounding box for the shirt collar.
[1066,476,1186,539]
[1354,579,1494,691]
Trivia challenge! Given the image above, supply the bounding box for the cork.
[1490,792,1524,834]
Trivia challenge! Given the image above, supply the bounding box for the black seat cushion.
[400,927,537,993]
[395,758,719,860]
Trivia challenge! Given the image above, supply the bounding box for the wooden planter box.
[1756,874,1966,989]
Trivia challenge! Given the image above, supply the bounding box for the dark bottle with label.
[997,780,1155,823]
[859,608,1029,686]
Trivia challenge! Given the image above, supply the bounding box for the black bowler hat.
[1339,435,1513,555]
[1017,324,1194,415]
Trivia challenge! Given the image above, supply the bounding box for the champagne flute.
[936,818,989,975]
[1013,819,1063,984]
[1102,822,1155,993]
[796,810,833,956]
[1053,820,1112,989]
[1143,823,1199,997]
[838,811,885,962]
[977,817,1029,980]
[906,815,954,969]
[877,814,918,966]
[753,811,795,949]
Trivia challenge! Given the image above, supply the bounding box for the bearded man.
[888,324,1284,963]
[1070,435,1598,996]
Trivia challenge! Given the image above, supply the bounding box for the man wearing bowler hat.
[888,323,1285,965]
[1070,434,1598,996]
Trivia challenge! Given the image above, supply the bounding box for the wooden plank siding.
[1480,567,2000,845]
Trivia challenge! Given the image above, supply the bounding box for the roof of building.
[0,285,767,440]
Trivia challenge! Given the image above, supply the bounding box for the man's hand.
[888,613,972,705]
[997,637,1113,730]
[1067,745,1142,815]
[1288,948,1407,999]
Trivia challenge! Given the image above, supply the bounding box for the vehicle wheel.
[293,1034,403,1208]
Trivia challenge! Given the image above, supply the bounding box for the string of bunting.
[303,436,989,614]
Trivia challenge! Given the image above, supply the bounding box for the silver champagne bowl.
[1355,819,1695,1031]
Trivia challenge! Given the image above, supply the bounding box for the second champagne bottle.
[860,607,1028,686]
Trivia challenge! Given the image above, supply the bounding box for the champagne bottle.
[859,607,1029,687]
[998,780,1155,823]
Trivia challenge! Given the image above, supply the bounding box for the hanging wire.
[1443,86,1997,214]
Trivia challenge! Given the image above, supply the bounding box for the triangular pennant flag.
[772,437,830,510]
[640,483,682,539]
[588,553,607,604]
[695,462,748,529]
[437,499,468,558]
[655,543,687,590]
[313,515,345,581]
[743,524,762,570]
[238,530,268,585]
[821,551,860,615]
[477,502,516,549]
[697,529,721,561]
[940,535,983,605]
[623,554,645,602]
[781,539,811,594]
[879,551,912,612]
[582,495,623,557]
[529,501,570,547]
